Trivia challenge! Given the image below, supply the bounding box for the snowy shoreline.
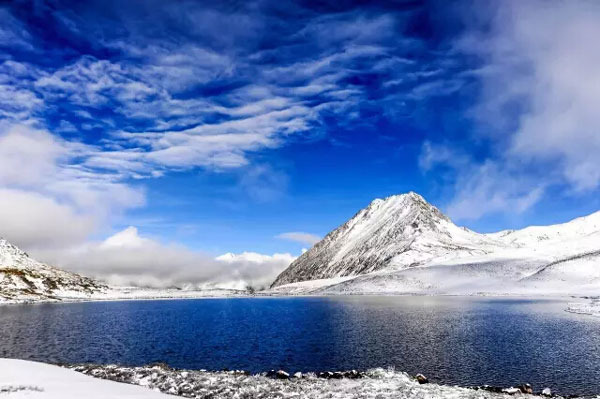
[0,286,257,306]
[2,290,595,319]
[0,358,577,399]
[565,297,600,317]
[0,290,587,304]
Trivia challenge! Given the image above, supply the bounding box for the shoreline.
[0,358,575,399]
[0,291,593,307]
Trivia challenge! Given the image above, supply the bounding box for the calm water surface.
[1,297,599,396]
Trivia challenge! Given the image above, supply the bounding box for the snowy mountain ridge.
[0,238,251,304]
[271,192,600,295]
[0,238,107,303]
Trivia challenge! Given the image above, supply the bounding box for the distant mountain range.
[271,192,600,295]
[2,191,599,303]
[0,238,106,303]
[0,239,242,304]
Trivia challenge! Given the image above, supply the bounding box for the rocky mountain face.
[271,193,600,294]
[0,238,106,303]
[272,192,501,287]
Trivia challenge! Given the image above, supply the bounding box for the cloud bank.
[34,227,295,290]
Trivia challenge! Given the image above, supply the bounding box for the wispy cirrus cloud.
[0,0,446,285]
[276,232,321,246]
[0,1,446,177]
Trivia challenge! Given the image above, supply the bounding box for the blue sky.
[1,0,600,286]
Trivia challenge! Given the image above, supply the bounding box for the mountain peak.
[364,192,451,227]
[370,191,424,206]
[0,238,33,269]
[271,192,466,287]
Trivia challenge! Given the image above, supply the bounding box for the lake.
[1,296,599,396]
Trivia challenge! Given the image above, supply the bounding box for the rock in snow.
[271,192,600,296]
[53,361,558,399]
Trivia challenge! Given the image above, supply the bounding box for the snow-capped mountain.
[271,192,600,295]
[0,238,107,303]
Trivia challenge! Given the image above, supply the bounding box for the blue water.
[1,296,600,396]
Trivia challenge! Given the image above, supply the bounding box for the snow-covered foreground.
[1,359,567,399]
[0,359,169,398]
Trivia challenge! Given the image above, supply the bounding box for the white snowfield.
[0,359,169,398]
[271,192,600,296]
[0,359,557,399]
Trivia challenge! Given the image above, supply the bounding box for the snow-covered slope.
[1,359,555,399]
[271,193,600,295]
[272,193,503,287]
[0,238,107,303]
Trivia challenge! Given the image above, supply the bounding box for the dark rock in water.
[316,370,364,379]
[278,370,290,379]
[518,383,533,394]
[265,369,289,379]
[344,370,362,379]
[473,385,504,393]
[273,370,289,379]
[331,372,344,379]
[266,370,277,378]
[415,374,429,384]
[318,371,334,379]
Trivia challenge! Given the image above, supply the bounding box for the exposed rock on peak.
[271,192,501,288]
[271,192,600,295]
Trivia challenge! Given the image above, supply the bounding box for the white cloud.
[0,125,144,248]
[0,189,95,249]
[276,232,321,246]
[472,1,600,188]
[239,164,289,203]
[34,227,295,290]
[215,251,296,289]
[0,125,291,288]
[419,142,547,221]
[0,4,449,287]
[444,161,546,221]
[424,0,600,220]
